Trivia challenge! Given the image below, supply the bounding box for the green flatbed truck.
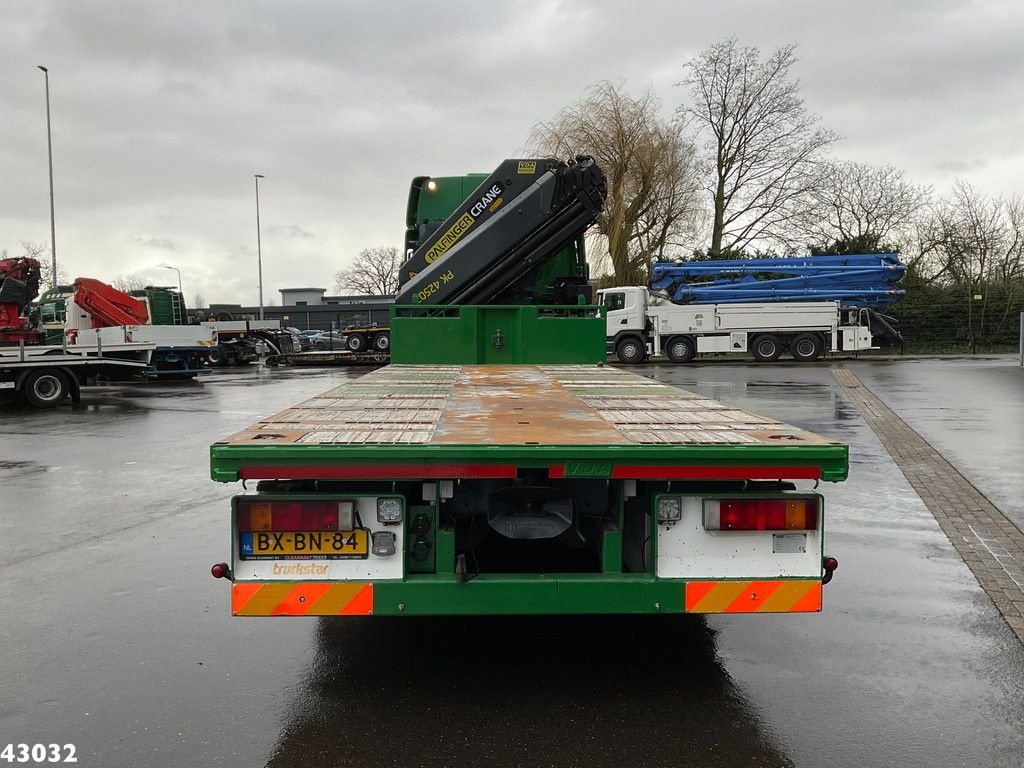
[210,157,842,616]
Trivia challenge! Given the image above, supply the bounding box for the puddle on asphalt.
[262,615,796,767]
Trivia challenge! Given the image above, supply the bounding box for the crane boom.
[649,253,906,308]
[395,156,606,307]
[72,278,150,327]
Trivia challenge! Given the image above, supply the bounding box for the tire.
[615,337,646,364]
[751,334,782,362]
[790,333,823,362]
[314,340,328,351]
[207,346,223,365]
[665,336,695,363]
[373,332,390,352]
[22,369,70,408]
[347,334,367,353]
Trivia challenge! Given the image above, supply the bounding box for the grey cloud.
[267,224,314,240]
[1,0,1022,303]
[125,235,181,250]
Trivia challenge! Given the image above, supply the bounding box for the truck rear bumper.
[230,577,823,616]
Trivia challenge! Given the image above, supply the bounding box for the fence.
[880,282,1024,354]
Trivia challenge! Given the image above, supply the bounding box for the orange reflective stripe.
[231,582,373,616]
[684,580,718,611]
[788,582,822,612]
[689,581,749,612]
[271,583,333,616]
[231,583,264,614]
[339,583,374,615]
[723,580,783,612]
[234,583,294,615]
[308,583,370,615]
[685,580,822,614]
[756,581,816,612]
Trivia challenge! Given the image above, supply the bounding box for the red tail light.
[236,499,354,532]
[704,498,818,531]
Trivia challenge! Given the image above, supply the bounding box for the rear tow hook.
[822,556,839,585]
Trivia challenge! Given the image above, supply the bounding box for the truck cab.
[600,286,650,362]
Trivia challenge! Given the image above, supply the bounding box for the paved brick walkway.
[833,366,1024,642]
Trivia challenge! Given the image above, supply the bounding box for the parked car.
[285,327,314,351]
[313,331,347,351]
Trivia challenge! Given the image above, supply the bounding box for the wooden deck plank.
[217,365,839,449]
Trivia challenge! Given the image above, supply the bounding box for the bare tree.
[530,81,702,285]
[192,292,207,309]
[913,181,1024,348]
[802,161,932,252]
[924,181,1021,287]
[678,39,838,256]
[112,273,148,293]
[335,246,400,296]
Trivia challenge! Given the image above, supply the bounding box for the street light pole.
[254,174,265,320]
[158,264,183,296]
[38,65,57,286]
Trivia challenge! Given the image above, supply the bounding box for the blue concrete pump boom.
[649,253,906,308]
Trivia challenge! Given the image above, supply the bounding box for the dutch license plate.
[239,529,369,560]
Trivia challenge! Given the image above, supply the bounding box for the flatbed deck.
[212,365,846,482]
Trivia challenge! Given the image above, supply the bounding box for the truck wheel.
[207,347,223,366]
[615,337,646,364]
[751,335,782,362]
[22,369,70,408]
[373,332,390,352]
[347,334,367,353]
[665,336,695,363]
[790,333,823,362]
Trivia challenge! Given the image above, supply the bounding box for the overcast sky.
[2,0,1022,305]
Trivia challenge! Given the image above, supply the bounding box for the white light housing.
[338,500,356,530]
[657,496,683,524]
[377,497,403,524]
[426,179,437,192]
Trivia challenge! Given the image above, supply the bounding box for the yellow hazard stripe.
[685,580,821,613]
[232,582,373,616]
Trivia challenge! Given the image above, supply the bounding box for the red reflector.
[706,498,819,531]
[236,500,342,532]
[300,501,339,531]
[271,502,302,530]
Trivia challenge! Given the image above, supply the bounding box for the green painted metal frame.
[389,304,607,365]
[371,574,686,615]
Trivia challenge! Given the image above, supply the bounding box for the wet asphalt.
[1,358,1023,768]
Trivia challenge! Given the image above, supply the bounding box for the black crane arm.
[395,156,606,306]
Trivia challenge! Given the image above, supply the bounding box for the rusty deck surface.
[219,365,837,448]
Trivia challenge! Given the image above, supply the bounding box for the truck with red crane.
[62,278,216,377]
[209,157,842,618]
[0,258,156,407]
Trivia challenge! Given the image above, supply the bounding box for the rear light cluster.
[236,499,356,532]
[704,498,819,531]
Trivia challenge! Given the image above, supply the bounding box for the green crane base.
[389,304,606,365]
